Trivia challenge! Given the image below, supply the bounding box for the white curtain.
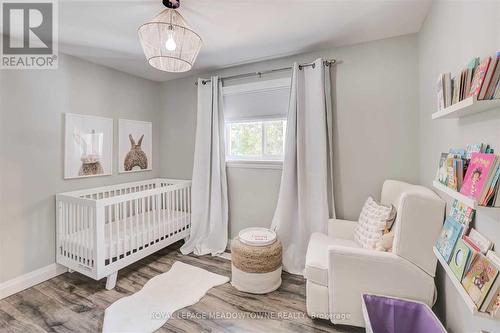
[271,58,335,275]
[181,76,229,256]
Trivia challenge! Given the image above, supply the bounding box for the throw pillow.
[354,197,396,250]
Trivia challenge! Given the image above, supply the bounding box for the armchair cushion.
[305,232,359,286]
[328,245,436,327]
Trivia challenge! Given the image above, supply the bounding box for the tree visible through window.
[226,119,286,161]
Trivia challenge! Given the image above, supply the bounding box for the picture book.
[465,143,485,160]
[495,75,500,99]
[437,74,445,110]
[481,159,500,205]
[483,163,500,205]
[479,252,500,312]
[479,54,499,100]
[436,153,448,185]
[452,76,459,104]
[462,236,480,273]
[435,217,463,263]
[485,287,500,317]
[446,154,459,190]
[460,69,467,101]
[460,153,497,201]
[468,57,491,98]
[462,254,499,308]
[449,199,474,227]
[465,57,480,98]
[444,72,452,107]
[469,229,493,254]
[463,235,481,252]
[484,52,500,99]
[449,239,471,281]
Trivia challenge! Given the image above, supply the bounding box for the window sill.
[225,160,283,170]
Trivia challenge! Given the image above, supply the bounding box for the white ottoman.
[231,228,282,294]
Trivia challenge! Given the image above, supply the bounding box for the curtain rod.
[196,59,336,85]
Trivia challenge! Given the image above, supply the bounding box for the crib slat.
[128,198,132,255]
[121,201,126,257]
[108,205,113,263]
[182,187,186,230]
[135,198,139,251]
[162,192,166,239]
[156,193,160,242]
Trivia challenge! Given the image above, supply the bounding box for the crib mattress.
[61,209,190,260]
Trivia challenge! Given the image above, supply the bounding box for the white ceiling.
[57,0,432,81]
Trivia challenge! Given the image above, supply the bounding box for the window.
[223,78,290,164]
[226,119,287,161]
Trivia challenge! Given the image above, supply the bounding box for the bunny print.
[124,134,148,171]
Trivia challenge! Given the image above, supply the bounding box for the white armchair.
[305,180,445,327]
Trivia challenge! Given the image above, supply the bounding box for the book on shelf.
[435,53,500,110]
[436,216,463,263]
[452,76,459,105]
[465,143,488,160]
[444,72,452,107]
[466,57,480,99]
[483,52,500,100]
[484,163,500,206]
[479,251,500,313]
[437,74,446,110]
[492,175,500,207]
[462,235,481,273]
[468,57,492,98]
[478,54,499,100]
[449,199,475,227]
[449,238,472,281]
[446,154,463,191]
[460,153,499,203]
[485,287,500,317]
[462,252,499,309]
[495,76,500,99]
[468,228,493,254]
[436,152,449,185]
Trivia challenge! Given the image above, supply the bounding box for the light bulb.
[165,34,176,51]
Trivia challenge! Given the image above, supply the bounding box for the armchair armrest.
[327,245,436,327]
[327,219,357,240]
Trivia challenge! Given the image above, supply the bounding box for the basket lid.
[238,227,277,247]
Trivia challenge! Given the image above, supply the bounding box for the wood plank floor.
[0,242,364,333]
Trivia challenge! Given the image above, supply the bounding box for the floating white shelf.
[432,96,500,120]
[432,180,478,209]
[433,246,493,319]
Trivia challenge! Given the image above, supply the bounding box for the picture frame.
[118,119,153,173]
[64,113,113,179]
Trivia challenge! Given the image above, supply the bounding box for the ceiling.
[56,0,432,81]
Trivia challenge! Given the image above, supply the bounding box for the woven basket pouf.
[231,234,282,294]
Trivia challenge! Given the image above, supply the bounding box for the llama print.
[74,130,104,176]
[124,134,148,171]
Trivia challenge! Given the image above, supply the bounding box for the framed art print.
[64,113,113,179]
[119,119,152,173]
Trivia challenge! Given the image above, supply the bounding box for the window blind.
[223,78,290,121]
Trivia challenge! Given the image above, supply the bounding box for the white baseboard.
[0,264,67,300]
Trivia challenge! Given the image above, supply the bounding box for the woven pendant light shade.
[138,8,202,73]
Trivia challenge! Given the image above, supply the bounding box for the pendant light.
[138,0,202,73]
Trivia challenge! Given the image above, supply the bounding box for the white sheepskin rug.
[102,261,229,333]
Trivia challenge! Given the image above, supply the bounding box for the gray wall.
[418,1,500,332]
[0,54,161,283]
[160,34,420,238]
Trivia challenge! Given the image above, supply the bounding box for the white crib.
[56,178,191,289]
